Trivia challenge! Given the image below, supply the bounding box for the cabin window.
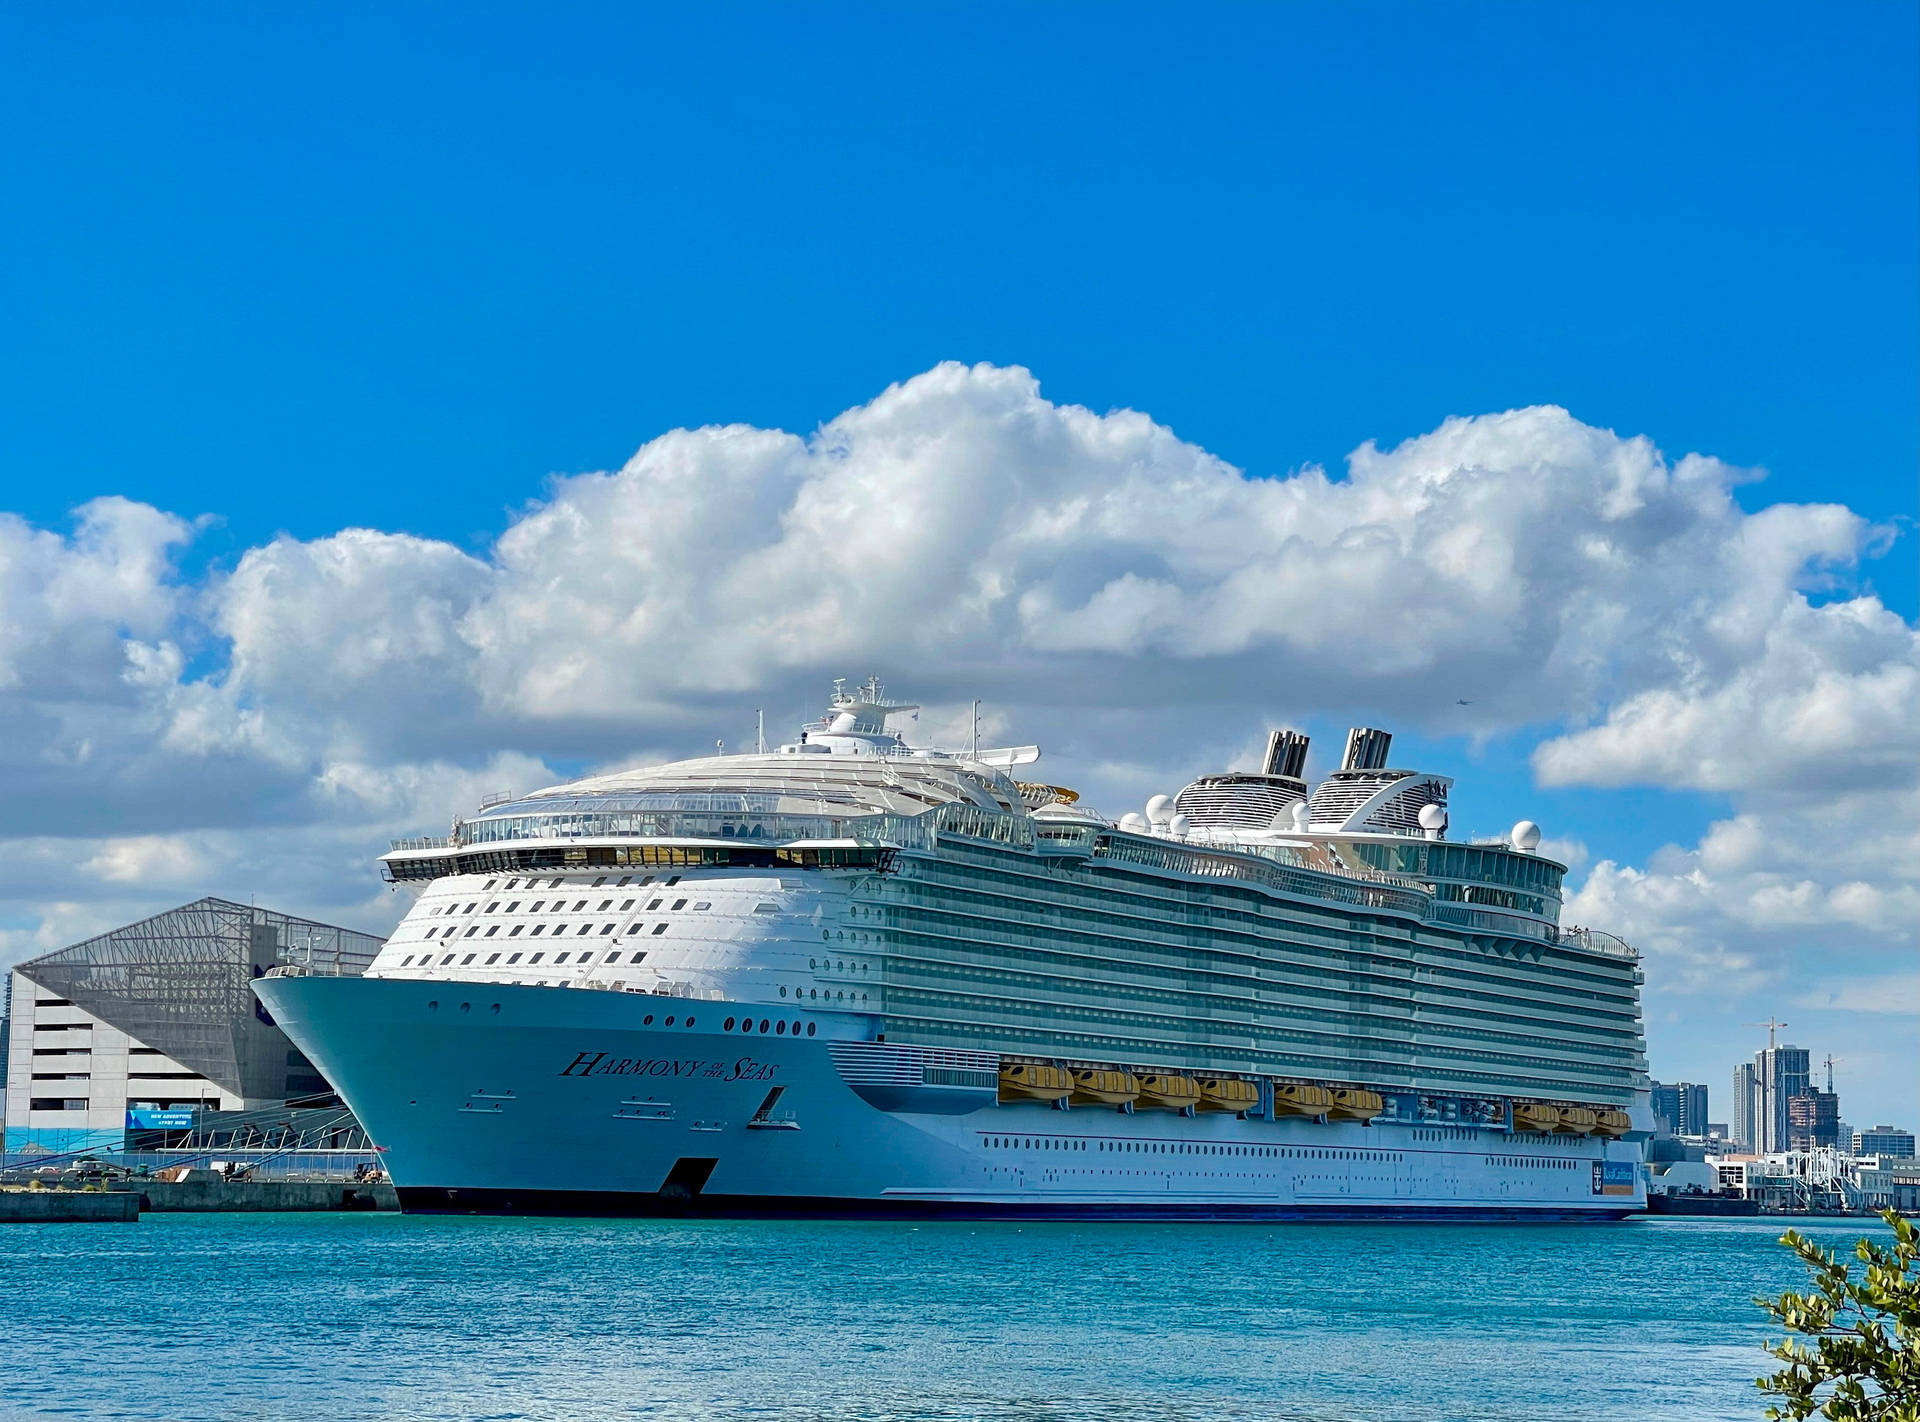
[509,925,524,937]
[652,924,668,936]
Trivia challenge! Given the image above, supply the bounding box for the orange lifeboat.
[1134,1074,1202,1111]
[1592,1109,1631,1137]
[1556,1107,1599,1135]
[998,1062,1072,1104]
[1069,1068,1140,1107]
[1512,1103,1561,1134]
[1272,1082,1334,1118]
[1196,1077,1260,1114]
[1328,1088,1384,1122]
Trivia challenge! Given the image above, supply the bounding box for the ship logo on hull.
[558,1051,778,1083]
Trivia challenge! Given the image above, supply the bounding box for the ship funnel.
[1261,730,1309,780]
[1341,727,1392,771]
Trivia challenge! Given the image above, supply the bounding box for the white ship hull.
[258,975,1645,1220]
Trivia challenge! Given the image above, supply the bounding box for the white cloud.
[0,363,1911,1116]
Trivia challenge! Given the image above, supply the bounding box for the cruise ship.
[257,680,1651,1219]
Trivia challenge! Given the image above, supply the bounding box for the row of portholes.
[821,931,880,949]
[638,1013,693,1027]
[809,958,870,973]
[425,1002,502,1015]
[781,986,868,1003]
[722,1016,818,1037]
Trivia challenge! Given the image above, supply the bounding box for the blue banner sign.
[1591,1160,1637,1197]
[126,1109,195,1131]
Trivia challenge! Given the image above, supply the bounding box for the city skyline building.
[1788,1089,1841,1151]
[1853,1125,1917,1160]
[1754,1043,1811,1154]
[1651,1080,1710,1137]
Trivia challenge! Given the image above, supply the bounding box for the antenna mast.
[756,709,765,755]
[970,700,980,758]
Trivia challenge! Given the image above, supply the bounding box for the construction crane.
[1745,1017,1789,1049]
[1822,1054,1841,1093]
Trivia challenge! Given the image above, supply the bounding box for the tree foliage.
[1757,1208,1920,1420]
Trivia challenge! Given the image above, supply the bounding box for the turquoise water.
[0,1213,1890,1421]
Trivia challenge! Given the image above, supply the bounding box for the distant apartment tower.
[1651,1081,1710,1137]
[1731,1063,1758,1152]
[1853,1126,1917,1160]
[1751,1044,1811,1154]
[1787,1090,1840,1151]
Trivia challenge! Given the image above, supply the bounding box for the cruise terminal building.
[3,898,382,1156]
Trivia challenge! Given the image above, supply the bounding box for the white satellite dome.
[1288,799,1311,830]
[1118,811,1149,833]
[1145,794,1175,824]
[1418,803,1447,832]
[1167,812,1191,837]
[1510,820,1542,852]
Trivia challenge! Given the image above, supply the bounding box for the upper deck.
[379,679,1623,962]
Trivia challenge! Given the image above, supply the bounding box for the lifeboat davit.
[1272,1082,1334,1117]
[1512,1103,1561,1134]
[1592,1109,1631,1137]
[1069,1068,1140,1107]
[1556,1107,1599,1135]
[1328,1088,1384,1122]
[1134,1074,1202,1111]
[998,1062,1073,1104]
[1196,1077,1260,1114]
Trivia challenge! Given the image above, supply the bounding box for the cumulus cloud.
[0,362,1912,1112]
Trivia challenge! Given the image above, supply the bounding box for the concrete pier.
[116,1179,399,1212]
[0,1189,143,1223]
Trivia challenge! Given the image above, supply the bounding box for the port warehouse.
[1,898,383,1175]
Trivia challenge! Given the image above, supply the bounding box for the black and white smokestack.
[1262,730,1310,781]
[1341,727,1392,772]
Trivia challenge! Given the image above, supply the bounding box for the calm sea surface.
[0,1212,1892,1421]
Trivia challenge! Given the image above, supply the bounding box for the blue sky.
[1,6,1914,1123]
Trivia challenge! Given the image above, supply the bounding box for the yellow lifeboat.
[1512,1103,1561,1134]
[1592,1109,1631,1138]
[1134,1074,1202,1111]
[1328,1088,1384,1122]
[1069,1068,1140,1107]
[1196,1077,1260,1114]
[1272,1082,1334,1118]
[1556,1107,1599,1135]
[998,1062,1072,1104]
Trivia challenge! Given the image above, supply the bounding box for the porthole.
[759,1019,770,1033]
[790,1021,799,1034]
[665,1016,675,1027]
[806,1022,816,1036]
[724,1017,736,1031]
[642,1014,654,1025]
[426,1001,438,1011]
[685,1017,695,1028]
[459,1002,471,1014]
[776,1021,786,1035]
[780,987,788,998]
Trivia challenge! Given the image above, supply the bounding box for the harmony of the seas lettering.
[557,1051,777,1082]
